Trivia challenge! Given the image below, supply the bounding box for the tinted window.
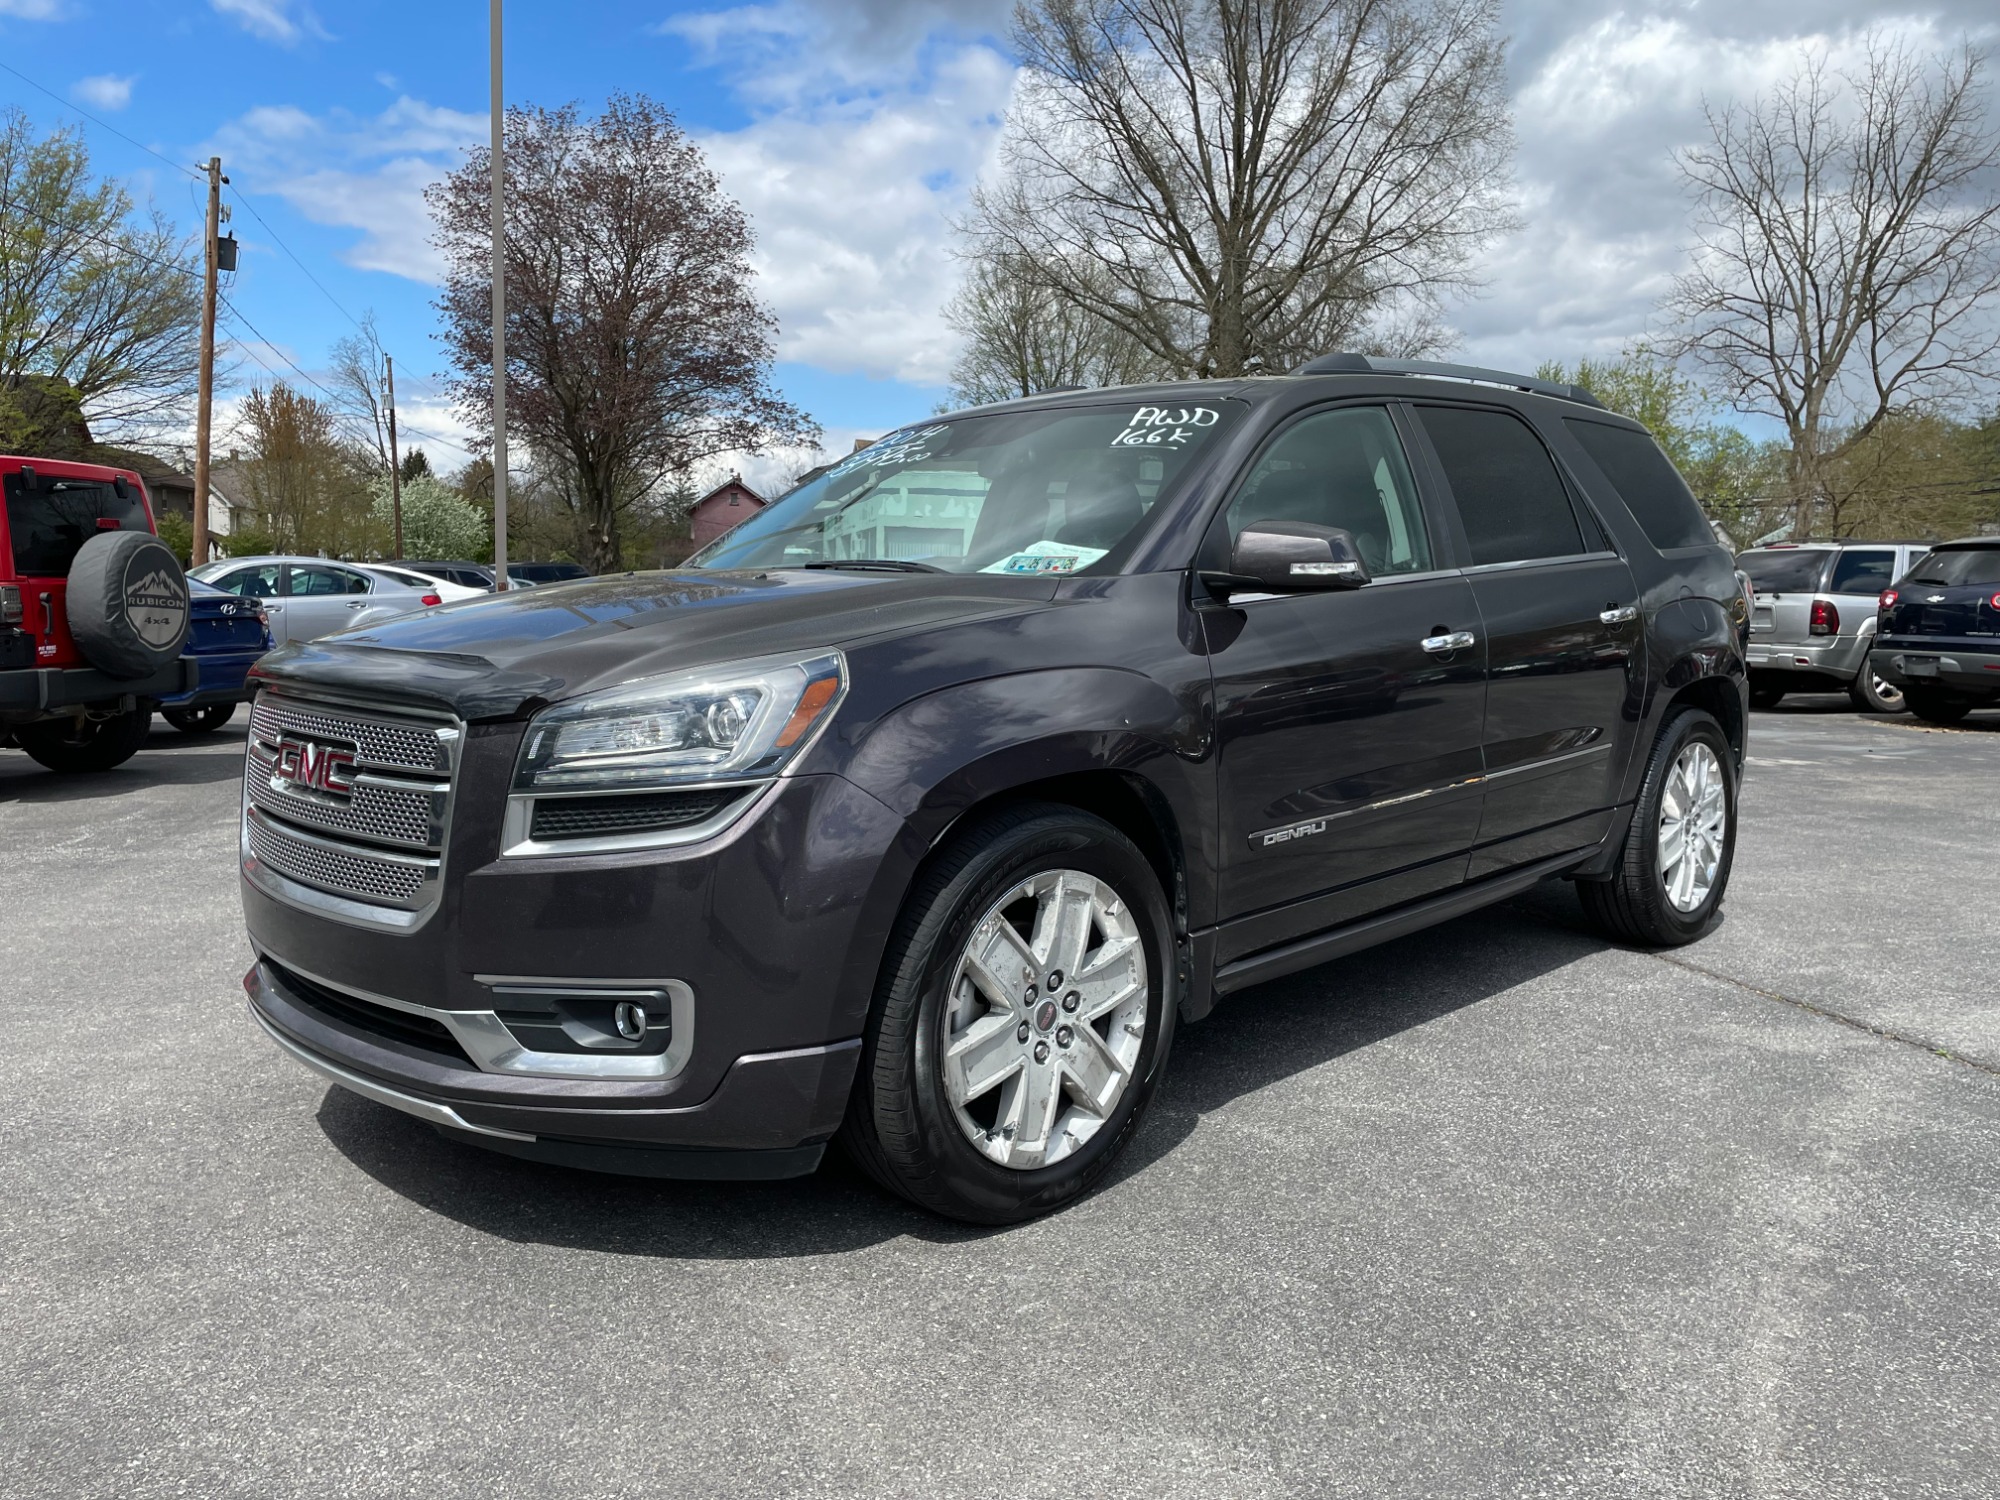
[1906,547,2000,587]
[211,564,281,597]
[290,565,369,596]
[1226,405,1432,576]
[1737,549,1829,593]
[1417,407,1586,566]
[1563,420,1713,550]
[3,473,150,577]
[1828,550,1897,596]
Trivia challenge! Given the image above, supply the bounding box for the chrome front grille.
[242,690,460,924]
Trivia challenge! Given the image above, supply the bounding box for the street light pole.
[489,0,509,591]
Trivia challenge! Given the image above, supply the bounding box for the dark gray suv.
[240,356,1749,1223]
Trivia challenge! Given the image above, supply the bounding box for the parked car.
[508,561,592,585]
[237,354,1747,1223]
[1,454,192,772]
[189,556,446,646]
[365,564,487,604]
[401,559,495,590]
[1736,540,1928,711]
[1869,538,2000,724]
[155,580,274,735]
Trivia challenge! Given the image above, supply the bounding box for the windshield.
[1906,547,2000,587]
[1737,549,1829,593]
[692,400,1244,575]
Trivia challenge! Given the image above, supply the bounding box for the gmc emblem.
[273,737,358,797]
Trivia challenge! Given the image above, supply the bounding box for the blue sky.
[0,0,1991,488]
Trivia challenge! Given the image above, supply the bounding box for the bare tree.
[945,253,1155,405]
[232,381,378,558]
[428,94,816,572]
[328,311,392,473]
[1668,37,2000,536]
[0,110,202,437]
[960,0,1513,380]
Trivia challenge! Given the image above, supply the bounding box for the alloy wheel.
[1658,741,1727,913]
[940,868,1148,1170]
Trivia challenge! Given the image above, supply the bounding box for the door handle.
[1600,605,1638,625]
[1420,631,1475,654]
[346,600,367,609]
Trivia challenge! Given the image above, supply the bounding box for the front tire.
[161,702,237,735]
[1903,687,1973,725]
[15,708,152,773]
[1578,707,1736,947]
[842,803,1177,1224]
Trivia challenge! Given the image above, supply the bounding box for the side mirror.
[1207,520,1371,596]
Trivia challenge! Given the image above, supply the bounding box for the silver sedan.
[188,556,449,647]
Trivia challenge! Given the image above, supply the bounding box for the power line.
[0,60,201,181]
[224,183,369,335]
[0,189,202,280]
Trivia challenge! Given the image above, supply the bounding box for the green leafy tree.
[371,474,487,560]
[153,510,192,568]
[234,381,379,557]
[0,110,202,437]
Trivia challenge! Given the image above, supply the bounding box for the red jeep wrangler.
[1,455,193,772]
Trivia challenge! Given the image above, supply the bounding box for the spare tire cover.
[65,530,190,679]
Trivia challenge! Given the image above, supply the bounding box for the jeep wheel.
[1578,707,1736,947]
[1903,687,1973,725]
[1849,664,1904,714]
[842,803,1176,1224]
[161,703,237,735]
[15,708,152,773]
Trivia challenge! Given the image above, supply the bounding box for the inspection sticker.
[979,540,1109,576]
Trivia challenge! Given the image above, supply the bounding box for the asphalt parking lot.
[4,700,1998,1499]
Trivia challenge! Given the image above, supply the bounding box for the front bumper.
[0,658,197,714]
[1744,634,1868,682]
[247,958,860,1176]
[242,749,917,1173]
[1869,644,2000,697]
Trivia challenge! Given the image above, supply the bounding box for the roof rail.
[1291,352,1604,408]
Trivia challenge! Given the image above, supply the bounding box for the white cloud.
[71,74,134,112]
[210,0,326,45]
[205,97,484,283]
[0,0,62,20]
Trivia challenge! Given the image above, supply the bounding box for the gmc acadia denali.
[240,356,1749,1223]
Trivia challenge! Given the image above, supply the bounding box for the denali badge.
[273,737,358,797]
[1256,817,1328,849]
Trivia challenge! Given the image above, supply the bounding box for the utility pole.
[489,0,509,591]
[191,157,224,568]
[385,354,404,558]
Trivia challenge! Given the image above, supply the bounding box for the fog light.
[614,1002,647,1041]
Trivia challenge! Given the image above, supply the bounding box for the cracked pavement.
[3,700,1997,1498]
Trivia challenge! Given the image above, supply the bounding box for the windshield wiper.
[798,559,946,574]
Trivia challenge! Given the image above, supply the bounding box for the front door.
[1410,403,1642,875]
[207,562,287,643]
[1205,403,1488,961]
[283,563,374,642]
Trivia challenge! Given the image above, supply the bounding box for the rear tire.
[1849,663,1904,713]
[1578,707,1736,947]
[842,802,1176,1224]
[15,708,152,773]
[1903,687,1973,725]
[161,703,236,735]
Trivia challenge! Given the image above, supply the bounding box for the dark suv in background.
[239,355,1748,1223]
[1871,538,2000,723]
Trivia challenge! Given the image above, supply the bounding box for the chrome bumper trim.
[259,954,697,1083]
[249,1003,535,1141]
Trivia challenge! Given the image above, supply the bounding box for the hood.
[248,568,1063,719]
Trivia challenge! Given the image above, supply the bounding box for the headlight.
[514,651,846,792]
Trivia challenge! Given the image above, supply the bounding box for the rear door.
[1409,403,1642,873]
[282,563,376,640]
[1205,402,1488,957]
[1739,548,1831,644]
[2,467,153,667]
[1826,548,1898,651]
